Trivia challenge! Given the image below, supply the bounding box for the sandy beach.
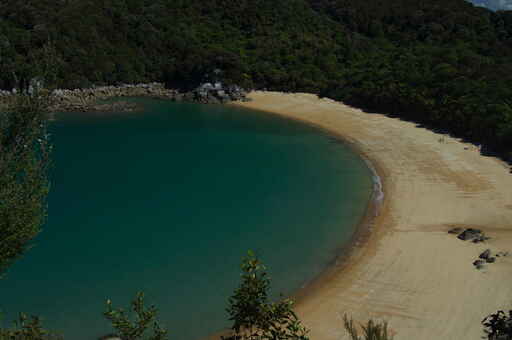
[234,91,512,340]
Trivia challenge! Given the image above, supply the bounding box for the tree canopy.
[0,94,51,274]
[0,0,511,154]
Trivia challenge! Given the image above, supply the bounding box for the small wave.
[364,159,384,216]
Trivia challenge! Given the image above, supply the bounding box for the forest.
[0,0,511,156]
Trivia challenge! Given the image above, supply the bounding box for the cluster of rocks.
[49,83,179,112]
[473,249,508,270]
[87,101,141,112]
[448,227,490,243]
[182,82,250,104]
[1,81,250,112]
[447,227,509,270]
[0,89,12,97]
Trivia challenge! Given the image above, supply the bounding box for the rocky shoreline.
[0,82,250,112]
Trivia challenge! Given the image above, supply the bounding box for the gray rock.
[479,249,491,260]
[486,257,496,263]
[473,259,485,269]
[473,259,485,266]
[197,90,208,98]
[457,228,481,241]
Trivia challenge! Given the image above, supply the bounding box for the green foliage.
[0,0,510,155]
[224,251,309,340]
[103,292,168,340]
[0,93,51,275]
[343,315,393,340]
[482,310,512,339]
[0,313,61,340]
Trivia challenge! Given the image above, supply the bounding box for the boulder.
[473,259,485,269]
[457,228,481,241]
[479,249,491,260]
[486,257,496,263]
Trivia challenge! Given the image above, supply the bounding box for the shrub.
[343,315,393,340]
[482,310,512,340]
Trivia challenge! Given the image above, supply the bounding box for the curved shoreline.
[233,91,512,340]
[231,96,389,307]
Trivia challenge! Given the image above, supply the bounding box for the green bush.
[223,251,309,340]
[343,315,393,340]
[0,94,51,274]
[103,292,167,340]
[0,313,62,340]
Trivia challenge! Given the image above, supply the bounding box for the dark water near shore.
[0,98,373,340]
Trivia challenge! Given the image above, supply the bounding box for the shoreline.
[233,91,512,340]
[0,83,249,113]
[232,95,389,310]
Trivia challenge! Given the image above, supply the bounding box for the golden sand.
[234,91,512,340]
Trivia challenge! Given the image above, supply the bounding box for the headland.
[0,82,249,113]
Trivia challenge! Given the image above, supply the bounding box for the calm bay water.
[0,98,372,340]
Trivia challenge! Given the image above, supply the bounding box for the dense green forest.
[0,0,511,156]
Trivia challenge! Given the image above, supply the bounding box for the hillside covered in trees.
[0,0,511,156]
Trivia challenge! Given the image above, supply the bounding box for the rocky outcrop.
[453,227,490,243]
[187,82,251,104]
[49,83,179,112]
[1,82,250,112]
[446,227,507,270]
[472,249,507,270]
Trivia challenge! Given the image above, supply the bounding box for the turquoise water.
[0,99,373,340]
